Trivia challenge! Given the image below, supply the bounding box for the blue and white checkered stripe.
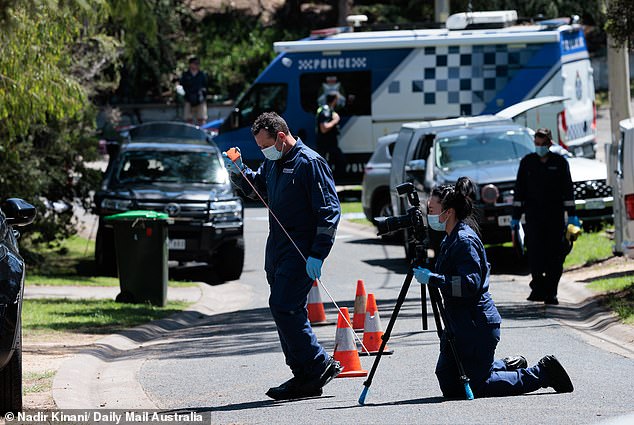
[385,43,548,116]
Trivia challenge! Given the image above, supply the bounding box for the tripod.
[358,242,474,404]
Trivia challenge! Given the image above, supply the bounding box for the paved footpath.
[49,213,634,425]
[24,285,202,303]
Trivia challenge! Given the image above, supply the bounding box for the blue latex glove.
[510,218,520,230]
[222,148,244,174]
[306,257,323,280]
[568,216,581,227]
[413,267,433,285]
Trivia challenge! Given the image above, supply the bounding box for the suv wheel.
[213,237,245,282]
[95,224,117,277]
[371,189,393,224]
[0,323,22,415]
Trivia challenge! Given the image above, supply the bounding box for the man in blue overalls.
[512,128,579,305]
[223,112,342,400]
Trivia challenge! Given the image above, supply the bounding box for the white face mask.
[428,210,447,231]
[261,136,283,161]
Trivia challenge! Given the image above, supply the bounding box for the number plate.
[168,239,186,250]
[498,215,511,226]
[585,199,605,210]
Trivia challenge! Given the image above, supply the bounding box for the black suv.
[94,122,244,281]
[1,198,36,415]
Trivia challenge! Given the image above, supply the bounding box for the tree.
[605,0,634,48]
[0,1,120,252]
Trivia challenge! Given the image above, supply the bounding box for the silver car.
[363,128,612,239]
[362,133,397,225]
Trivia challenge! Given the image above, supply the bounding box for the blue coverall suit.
[429,222,550,397]
[231,139,341,380]
[512,152,575,299]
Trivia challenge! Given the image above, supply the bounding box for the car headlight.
[101,198,132,211]
[210,200,242,213]
[209,200,242,223]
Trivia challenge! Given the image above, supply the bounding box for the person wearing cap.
[511,128,580,305]
[316,92,346,181]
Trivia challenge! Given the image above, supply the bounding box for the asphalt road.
[53,105,633,423]
[119,207,633,425]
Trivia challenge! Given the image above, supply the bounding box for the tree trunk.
[337,0,353,26]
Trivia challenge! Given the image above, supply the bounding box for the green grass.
[22,298,190,336]
[340,200,373,226]
[563,228,613,269]
[25,234,195,287]
[587,277,634,324]
[24,370,56,394]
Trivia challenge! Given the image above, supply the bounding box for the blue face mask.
[535,145,550,157]
[428,210,447,231]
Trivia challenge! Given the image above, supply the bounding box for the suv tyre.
[0,323,22,415]
[95,224,117,277]
[214,237,245,282]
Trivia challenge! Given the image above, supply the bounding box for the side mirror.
[2,198,36,226]
[405,159,426,172]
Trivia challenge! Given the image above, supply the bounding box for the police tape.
[228,152,370,355]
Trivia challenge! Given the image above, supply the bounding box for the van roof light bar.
[310,26,350,38]
[446,10,518,30]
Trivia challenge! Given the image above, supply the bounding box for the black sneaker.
[502,355,528,370]
[538,355,574,393]
[265,377,323,401]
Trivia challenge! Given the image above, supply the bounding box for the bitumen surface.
[45,217,634,425]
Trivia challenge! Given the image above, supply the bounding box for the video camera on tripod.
[375,182,429,263]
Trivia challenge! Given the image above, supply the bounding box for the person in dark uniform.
[511,128,580,305]
[414,177,574,398]
[222,112,342,400]
[316,93,346,180]
[179,57,208,126]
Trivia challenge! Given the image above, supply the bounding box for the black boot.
[538,355,574,393]
[265,359,342,401]
[502,355,528,370]
[544,296,559,305]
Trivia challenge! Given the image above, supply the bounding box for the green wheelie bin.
[104,210,170,306]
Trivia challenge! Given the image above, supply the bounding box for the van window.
[299,71,372,116]
[229,83,288,129]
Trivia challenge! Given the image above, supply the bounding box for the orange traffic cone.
[352,279,367,331]
[333,307,368,378]
[360,293,393,356]
[307,280,328,326]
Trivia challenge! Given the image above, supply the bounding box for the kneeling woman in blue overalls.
[414,177,574,398]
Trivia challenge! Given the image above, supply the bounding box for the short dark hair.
[251,112,290,138]
[535,127,552,142]
[188,56,200,65]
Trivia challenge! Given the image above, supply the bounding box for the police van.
[207,10,596,184]
[607,118,634,258]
